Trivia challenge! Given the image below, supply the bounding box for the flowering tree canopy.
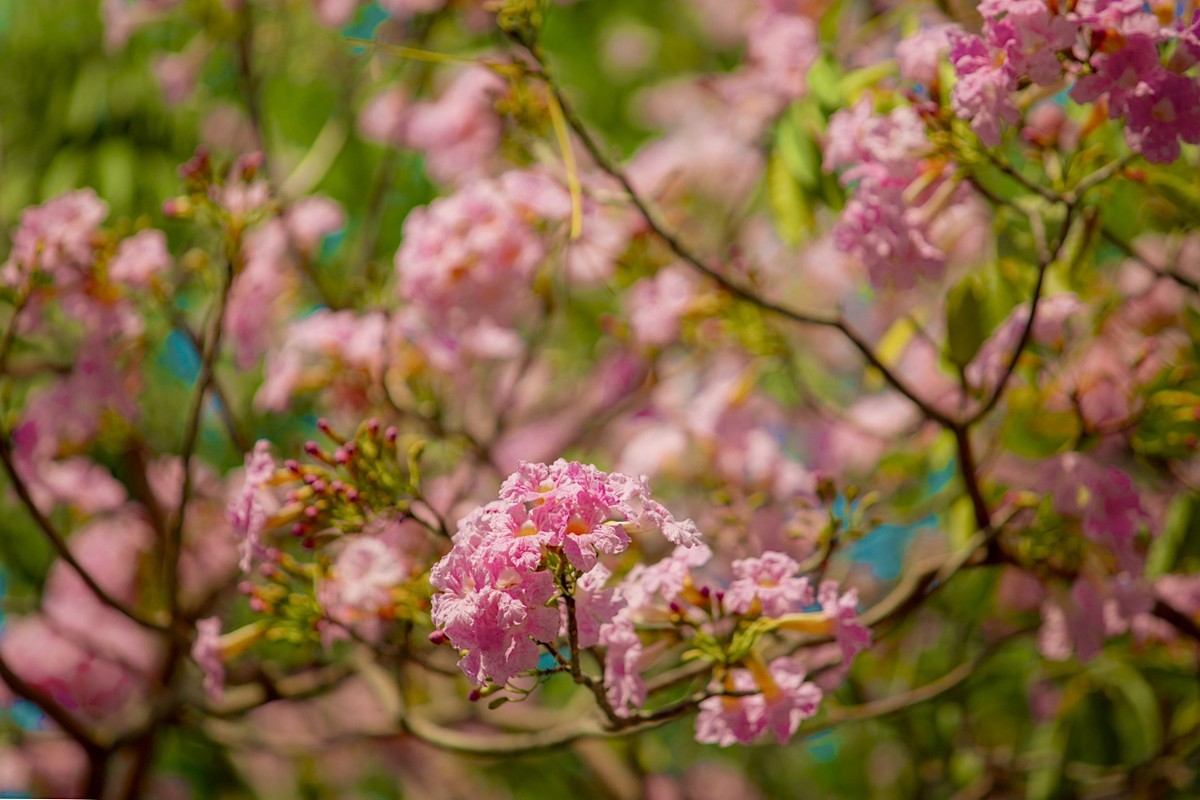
[1,0,1199,797]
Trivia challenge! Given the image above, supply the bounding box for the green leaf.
[1146,171,1200,223]
[946,277,988,368]
[1146,495,1192,577]
[807,55,843,111]
[776,105,821,188]
[1087,658,1162,764]
[838,61,897,101]
[766,150,810,246]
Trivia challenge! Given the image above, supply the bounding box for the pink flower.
[1120,70,1200,164]
[896,25,956,87]
[109,229,171,286]
[599,614,647,712]
[1039,576,1154,661]
[228,440,277,572]
[395,174,551,362]
[723,551,813,617]
[980,0,1077,86]
[313,0,360,26]
[404,67,506,185]
[744,10,818,102]
[256,310,387,412]
[1,189,108,290]
[1047,453,1149,571]
[329,537,411,613]
[1071,34,1164,116]
[833,181,946,289]
[694,657,822,746]
[498,460,703,567]
[359,87,409,147]
[619,543,714,610]
[572,564,623,649]
[966,293,1085,391]
[430,537,560,687]
[627,267,696,347]
[949,32,1019,147]
[818,581,872,665]
[192,617,225,701]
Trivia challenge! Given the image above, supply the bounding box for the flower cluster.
[948,0,1200,161]
[825,99,956,289]
[429,460,702,687]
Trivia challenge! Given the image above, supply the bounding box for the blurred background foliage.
[2,1,1199,798]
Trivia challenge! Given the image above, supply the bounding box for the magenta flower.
[1047,453,1149,572]
[1120,70,1200,164]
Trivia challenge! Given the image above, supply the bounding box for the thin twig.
[165,259,235,620]
[0,438,170,634]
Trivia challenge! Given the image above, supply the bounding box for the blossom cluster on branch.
[0,0,1198,797]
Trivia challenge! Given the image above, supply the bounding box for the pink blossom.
[896,25,955,87]
[694,658,822,746]
[723,551,813,617]
[109,229,171,286]
[20,457,128,515]
[980,0,1077,86]
[823,99,930,182]
[628,127,763,209]
[966,293,1085,391]
[359,87,409,147]
[192,617,225,701]
[620,543,714,610]
[743,10,818,102]
[284,197,345,255]
[1,189,108,290]
[429,536,560,687]
[329,538,411,611]
[395,175,546,358]
[1039,576,1154,661]
[154,49,204,106]
[600,613,647,712]
[228,440,277,572]
[1047,453,1149,571]
[817,580,872,664]
[833,180,946,289]
[256,310,387,412]
[404,67,506,185]
[313,0,360,26]
[627,266,696,347]
[1071,34,1165,117]
[571,563,623,649]
[949,32,1019,147]
[1120,70,1200,164]
[495,459,700,572]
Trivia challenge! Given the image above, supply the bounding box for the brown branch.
[165,259,234,620]
[511,35,958,430]
[963,204,1077,426]
[0,649,102,752]
[0,438,170,634]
